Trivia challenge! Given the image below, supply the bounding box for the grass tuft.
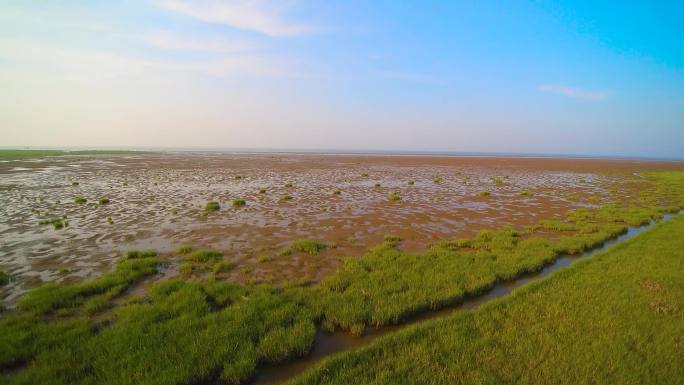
[204,201,220,212]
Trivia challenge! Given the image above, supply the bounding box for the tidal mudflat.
[1,152,683,302]
[1,152,684,385]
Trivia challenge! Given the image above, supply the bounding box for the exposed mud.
[1,152,682,301]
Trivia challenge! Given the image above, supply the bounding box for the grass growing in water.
[0,271,13,286]
[204,201,220,212]
[232,198,246,207]
[74,196,87,204]
[478,190,491,197]
[98,197,110,205]
[280,194,293,201]
[407,179,415,185]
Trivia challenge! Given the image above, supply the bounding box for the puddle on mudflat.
[1,153,681,301]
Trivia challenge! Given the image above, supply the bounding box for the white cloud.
[141,30,254,53]
[0,38,297,80]
[154,0,317,37]
[538,84,608,101]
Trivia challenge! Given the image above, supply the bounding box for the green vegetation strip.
[0,149,148,161]
[0,172,683,385]
[290,214,684,385]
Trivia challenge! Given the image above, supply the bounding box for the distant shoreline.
[1,147,682,162]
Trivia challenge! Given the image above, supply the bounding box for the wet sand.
[1,152,683,301]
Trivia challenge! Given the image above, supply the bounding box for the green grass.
[0,271,13,286]
[39,218,67,230]
[280,239,329,256]
[387,192,401,201]
[432,175,442,184]
[259,188,267,194]
[73,197,87,204]
[373,183,381,188]
[204,201,220,212]
[98,197,110,205]
[280,194,293,201]
[407,179,415,186]
[478,190,491,197]
[177,244,193,254]
[289,215,684,385]
[332,189,341,195]
[519,190,532,197]
[232,198,246,207]
[285,182,293,188]
[0,149,148,160]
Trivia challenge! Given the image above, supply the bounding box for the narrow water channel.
[252,210,682,385]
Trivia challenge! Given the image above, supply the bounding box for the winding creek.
[251,210,683,385]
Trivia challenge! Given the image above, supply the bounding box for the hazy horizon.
[2,1,683,158]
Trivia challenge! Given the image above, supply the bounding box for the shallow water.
[0,152,665,301]
[251,210,681,384]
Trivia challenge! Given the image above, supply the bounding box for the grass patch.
[232,198,246,207]
[280,194,293,201]
[407,179,415,185]
[73,196,87,204]
[280,239,328,256]
[204,201,220,212]
[387,192,401,201]
[519,190,532,197]
[0,271,13,286]
[432,175,442,184]
[478,190,491,197]
[98,197,110,205]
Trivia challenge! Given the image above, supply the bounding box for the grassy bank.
[0,171,683,384]
[0,149,149,160]
[291,214,684,385]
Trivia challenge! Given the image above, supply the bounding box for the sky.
[1,1,683,158]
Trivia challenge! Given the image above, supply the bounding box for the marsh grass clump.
[280,239,328,256]
[284,181,293,188]
[492,176,504,185]
[71,181,79,186]
[232,198,247,207]
[124,249,158,259]
[177,243,193,254]
[374,183,381,188]
[257,255,272,263]
[98,197,110,205]
[204,201,220,212]
[519,191,533,197]
[180,249,224,276]
[258,188,267,194]
[0,271,13,286]
[432,175,443,184]
[387,192,401,201]
[280,194,292,201]
[361,172,369,177]
[333,189,341,195]
[479,191,491,197]
[74,196,87,204]
[212,260,234,274]
[407,179,415,186]
[107,216,114,225]
[234,175,244,180]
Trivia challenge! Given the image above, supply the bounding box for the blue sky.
[1,1,683,158]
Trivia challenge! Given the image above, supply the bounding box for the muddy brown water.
[251,210,682,385]
[1,152,683,302]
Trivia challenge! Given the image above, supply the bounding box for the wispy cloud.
[538,84,608,101]
[141,30,254,53]
[154,0,318,37]
[0,38,298,80]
